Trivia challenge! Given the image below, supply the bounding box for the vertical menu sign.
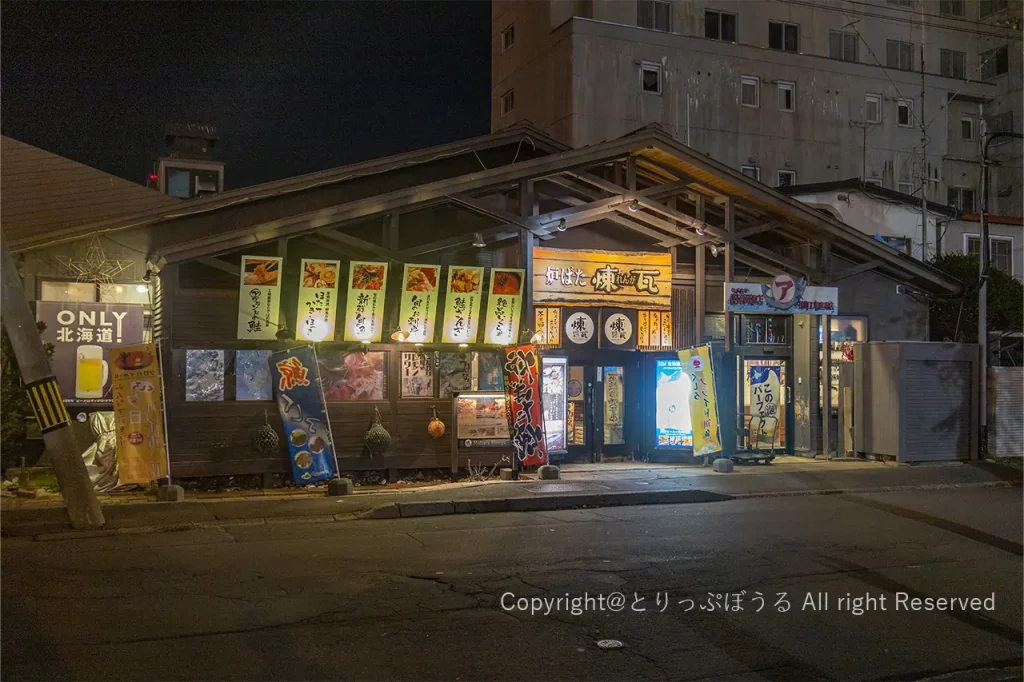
[344,262,389,342]
[484,268,524,345]
[442,266,484,344]
[502,344,548,467]
[678,345,722,457]
[238,256,283,340]
[269,346,336,484]
[111,343,168,485]
[399,264,441,343]
[297,259,341,342]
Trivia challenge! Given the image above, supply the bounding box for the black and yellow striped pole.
[24,376,71,434]
[1,230,105,529]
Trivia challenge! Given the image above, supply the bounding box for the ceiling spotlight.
[628,199,639,213]
[458,343,469,349]
[557,218,567,232]
[472,232,486,248]
[710,245,720,257]
[695,227,705,236]
[142,269,153,283]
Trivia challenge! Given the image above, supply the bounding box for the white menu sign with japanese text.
[484,269,524,345]
[398,264,441,343]
[442,266,484,344]
[237,255,283,340]
[296,259,341,342]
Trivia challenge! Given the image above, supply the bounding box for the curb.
[5,480,1015,541]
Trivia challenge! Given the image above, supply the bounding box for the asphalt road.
[3,487,1022,681]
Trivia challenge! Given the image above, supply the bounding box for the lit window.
[940,49,966,79]
[897,99,913,127]
[501,24,515,52]
[768,21,799,53]
[741,75,759,108]
[500,89,515,117]
[641,61,662,94]
[886,40,914,71]
[961,117,975,141]
[741,165,761,181]
[705,10,736,41]
[637,0,671,32]
[39,281,97,303]
[865,93,881,123]
[778,81,795,112]
[829,30,858,62]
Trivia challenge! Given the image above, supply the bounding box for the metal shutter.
[901,360,971,461]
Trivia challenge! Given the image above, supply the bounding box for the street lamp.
[978,131,1023,457]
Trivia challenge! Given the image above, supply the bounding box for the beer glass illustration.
[76,345,109,399]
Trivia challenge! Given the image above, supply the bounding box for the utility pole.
[849,121,873,180]
[1,231,105,529]
[918,7,929,263]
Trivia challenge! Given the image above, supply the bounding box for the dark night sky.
[1,1,491,189]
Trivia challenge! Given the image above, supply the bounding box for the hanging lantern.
[253,411,280,455]
[364,407,391,456]
[427,405,446,440]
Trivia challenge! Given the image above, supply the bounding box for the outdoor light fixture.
[115,285,124,293]
[142,269,153,283]
[275,327,293,340]
[710,245,720,257]
[557,218,567,231]
[136,284,148,293]
[695,227,705,236]
[458,343,469,349]
[472,232,486,248]
[628,199,639,212]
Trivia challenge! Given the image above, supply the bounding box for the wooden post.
[694,195,706,346]
[820,239,833,459]
[723,199,735,353]
[516,180,536,475]
[384,213,401,336]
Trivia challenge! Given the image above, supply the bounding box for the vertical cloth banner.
[749,365,781,439]
[399,264,441,343]
[238,255,283,340]
[442,266,484,344]
[296,259,341,342]
[502,344,548,467]
[111,343,168,484]
[484,269,524,345]
[344,262,389,342]
[269,346,337,484]
[678,345,722,457]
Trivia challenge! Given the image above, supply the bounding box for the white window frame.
[897,99,913,128]
[886,39,915,71]
[640,61,662,95]
[740,165,761,181]
[948,186,976,213]
[865,93,882,124]
[777,169,797,187]
[637,0,671,32]
[501,24,515,53]
[961,116,976,141]
[500,89,515,117]
[741,75,760,108]
[964,234,1015,276]
[897,182,914,195]
[777,81,795,112]
[939,48,966,79]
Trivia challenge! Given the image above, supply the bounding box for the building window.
[948,187,976,213]
[741,165,761,180]
[897,99,913,127]
[940,49,966,79]
[887,0,913,6]
[886,40,914,71]
[768,21,799,53]
[898,182,914,195]
[641,61,662,94]
[638,0,671,32]
[864,178,883,187]
[980,0,1009,18]
[777,81,795,112]
[961,117,976,141]
[981,46,1009,80]
[741,75,760,107]
[777,170,797,187]
[984,110,1014,137]
[865,93,881,123]
[828,30,858,62]
[705,10,736,41]
[967,236,1014,275]
[939,0,965,15]
[501,24,515,52]
[500,89,515,117]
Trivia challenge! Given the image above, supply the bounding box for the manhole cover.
[526,482,609,494]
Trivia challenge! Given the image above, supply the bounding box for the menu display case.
[454,391,510,448]
[654,358,693,449]
[541,356,568,453]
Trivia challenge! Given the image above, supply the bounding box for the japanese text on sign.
[502,344,548,467]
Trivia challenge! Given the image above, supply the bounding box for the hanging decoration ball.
[253,411,280,455]
[427,405,446,440]
[364,407,392,456]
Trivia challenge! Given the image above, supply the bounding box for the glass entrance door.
[597,356,639,458]
[741,358,790,453]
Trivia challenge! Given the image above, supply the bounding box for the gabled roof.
[0,135,181,247]
[781,177,959,218]
[5,121,567,252]
[147,124,961,295]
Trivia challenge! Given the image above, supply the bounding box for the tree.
[0,321,52,467]
[928,254,1023,351]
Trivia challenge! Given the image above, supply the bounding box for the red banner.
[502,344,548,467]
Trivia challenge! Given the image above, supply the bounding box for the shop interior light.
[136,284,148,293]
[472,232,486,248]
[115,285,124,293]
[628,199,639,213]
[390,328,409,342]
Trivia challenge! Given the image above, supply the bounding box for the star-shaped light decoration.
[57,235,133,284]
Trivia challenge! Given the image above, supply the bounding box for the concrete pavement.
[2,486,1021,680]
[1,458,1019,539]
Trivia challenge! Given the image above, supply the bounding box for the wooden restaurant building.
[47,123,959,479]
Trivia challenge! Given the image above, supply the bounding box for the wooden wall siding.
[673,285,696,348]
[172,289,238,347]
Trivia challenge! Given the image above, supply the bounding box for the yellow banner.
[535,307,561,345]
[484,268,524,345]
[678,345,722,457]
[398,264,441,343]
[441,266,484,344]
[533,247,671,308]
[344,261,389,342]
[237,255,283,340]
[111,343,168,484]
[296,259,341,342]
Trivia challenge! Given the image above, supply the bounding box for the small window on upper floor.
[897,99,913,127]
[741,75,760,108]
[980,0,1008,18]
[501,24,515,52]
[948,187,976,213]
[828,30,858,63]
[638,0,671,32]
[886,40,914,71]
[500,89,515,117]
[940,49,966,79]
[961,117,976,141]
[777,170,797,187]
[865,93,882,123]
[898,182,914,195]
[768,21,799,53]
[741,165,761,181]
[939,0,965,16]
[981,46,1009,80]
[778,81,795,112]
[887,0,913,6]
[641,61,662,94]
[705,10,737,42]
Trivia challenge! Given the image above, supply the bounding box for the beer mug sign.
[76,345,109,399]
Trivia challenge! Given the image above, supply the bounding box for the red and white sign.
[724,277,839,315]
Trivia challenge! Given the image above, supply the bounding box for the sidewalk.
[2,457,1019,540]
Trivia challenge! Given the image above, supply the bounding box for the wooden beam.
[198,257,240,276]
[447,194,539,234]
[400,226,519,258]
[519,179,536,351]
[830,259,883,283]
[735,238,825,281]
[612,207,702,246]
[315,229,404,262]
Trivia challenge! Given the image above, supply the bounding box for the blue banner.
[269,346,336,484]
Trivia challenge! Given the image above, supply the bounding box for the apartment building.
[491,0,1022,216]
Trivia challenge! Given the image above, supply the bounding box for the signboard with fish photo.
[237,255,283,340]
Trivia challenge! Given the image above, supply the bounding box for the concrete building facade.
[491,0,1022,218]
